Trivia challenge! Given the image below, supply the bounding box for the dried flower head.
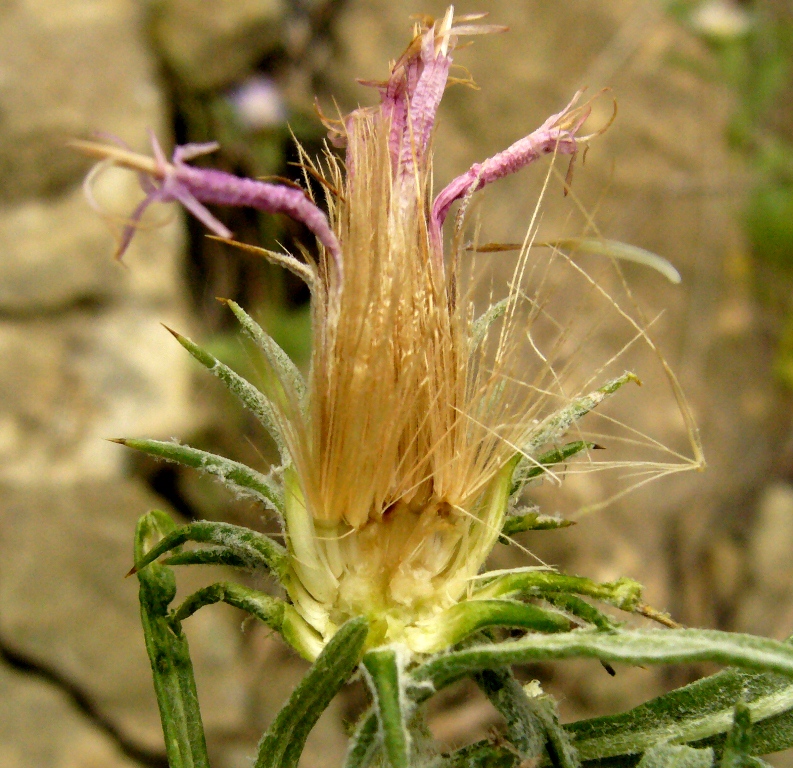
[77,8,699,659]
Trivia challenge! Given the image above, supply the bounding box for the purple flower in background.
[226,75,287,131]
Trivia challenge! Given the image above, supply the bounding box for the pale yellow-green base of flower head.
[282,458,518,655]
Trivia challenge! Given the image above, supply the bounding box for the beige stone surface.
[0,168,189,314]
[0,662,139,768]
[736,482,793,639]
[0,0,166,203]
[0,480,251,754]
[0,304,195,483]
[0,0,195,481]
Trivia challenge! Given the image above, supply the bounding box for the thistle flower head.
[78,9,692,657]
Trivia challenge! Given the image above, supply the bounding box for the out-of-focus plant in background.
[669,0,793,385]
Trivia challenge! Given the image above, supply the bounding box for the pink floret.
[429,92,590,251]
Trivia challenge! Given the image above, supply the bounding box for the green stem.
[474,668,546,760]
[254,617,369,768]
[362,648,410,768]
[135,510,210,768]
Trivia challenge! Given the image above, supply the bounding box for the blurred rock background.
[1,0,793,766]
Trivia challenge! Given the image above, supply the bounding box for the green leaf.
[413,628,793,696]
[509,441,594,496]
[255,616,369,768]
[531,695,582,768]
[166,327,288,462]
[720,703,754,768]
[168,581,322,670]
[568,649,793,763]
[470,298,509,351]
[438,744,519,767]
[512,373,639,495]
[500,511,575,542]
[117,437,283,513]
[225,299,308,408]
[434,718,581,768]
[437,669,792,768]
[543,593,620,631]
[472,572,643,613]
[135,510,210,768]
[171,581,285,631]
[362,648,411,768]
[131,519,289,585]
[636,743,714,768]
[474,668,546,760]
[164,546,249,569]
[408,599,570,653]
[344,709,380,768]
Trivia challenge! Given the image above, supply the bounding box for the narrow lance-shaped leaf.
[509,440,595,496]
[344,709,381,768]
[164,546,249,569]
[224,299,308,409]
[474,668,547,761]
[165,326,289,462]
[568,639,793,763]
[131,519,289,585]
[511,373,639,495]
[115,437,284,514]
[169,580,322,662]
[208,235,317,291]
[434,691,581,768]
[405,599,570,654]
[500,511,575,542]
[472,571,643,613]
[412,629,793,695]
[720,702,759,768]
[432,740,519,767]
[135,510,210,768]
[543,593,620,631]
[255,617,369,768]
[470,298,509,352]
[171,582,286,630]
[531,694,582,768]
[362,648,411,768]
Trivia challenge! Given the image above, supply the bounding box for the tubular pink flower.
[429,90,591,253]
[355,9,454,188]
[390,23,452,183]
[349,17,595,267]
[76,132,342,271]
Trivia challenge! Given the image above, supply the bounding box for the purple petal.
[430,94,590,248]
[173,163,342,274]
[148,129,168,171]
[368,22,452,179]
[173,142,220,163]
[395,46,452,183]
[115,193,160,261]
[170,185,233,240]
